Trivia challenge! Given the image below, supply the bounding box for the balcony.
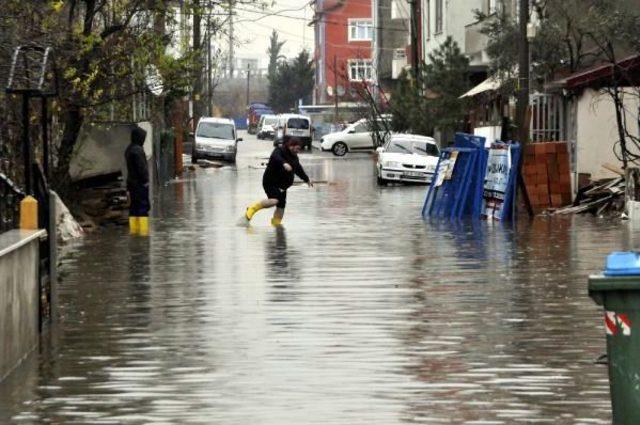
[464,19,490,68]
[391,0,410,20]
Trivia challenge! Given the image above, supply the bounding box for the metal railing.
[0,173,25,233]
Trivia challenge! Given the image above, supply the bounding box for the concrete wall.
[576,88,639,180]
[0,230,45,381]
[69,121,153,182]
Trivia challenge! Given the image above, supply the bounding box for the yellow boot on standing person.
[271,217,282,227]
[129,216,140,235]
[125,126,151,237]
[138,217,149,236]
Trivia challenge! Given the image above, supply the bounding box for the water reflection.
[0,142,620,424]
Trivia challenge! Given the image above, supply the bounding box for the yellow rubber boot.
[271,217,282,227]
[139,217,149,236]
[129,216,139,235]
[245,202,263,221]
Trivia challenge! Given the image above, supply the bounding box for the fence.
[530,94,565,142]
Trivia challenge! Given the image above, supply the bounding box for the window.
[348,60,374,81]
[348,20,374,41]
[425,0,430,39]
[353,122,370,132]
[287,118,310,130]
[196,122,235,140]
[487,0,497,14]
[435,0,443,33]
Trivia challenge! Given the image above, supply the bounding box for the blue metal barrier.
[422,133,521,221]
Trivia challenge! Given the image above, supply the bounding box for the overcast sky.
[232,0,315,67]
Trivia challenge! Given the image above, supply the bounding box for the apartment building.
[373,0,412,92]
[313,0,374,104]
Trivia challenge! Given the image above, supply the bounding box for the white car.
[320,118,391,156]
[192,117,242,163]
[376,134,440,185]
[257,114,278,140]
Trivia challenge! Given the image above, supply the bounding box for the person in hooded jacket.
[244,136,313,226]
[125,126,150,235]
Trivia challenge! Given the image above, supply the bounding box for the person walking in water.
[245,136,313,226]
[125,126,150,236]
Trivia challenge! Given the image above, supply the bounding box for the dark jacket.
[263,146,309,190]
[125,127,149,188]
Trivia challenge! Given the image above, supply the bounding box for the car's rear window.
[387,139,439,156]
[287,118,310,129]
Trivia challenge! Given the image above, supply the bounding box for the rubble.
[553,177,625,216]
[71,173,130,230]
[52,191,84,243]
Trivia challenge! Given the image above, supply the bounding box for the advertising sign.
[483,143,512,219]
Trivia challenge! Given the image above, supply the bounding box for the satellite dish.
[145,65,164,96]
[327,85,334,96]
[337,85,346,96]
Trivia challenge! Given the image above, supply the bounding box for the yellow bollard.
[138,217,149,236]
[129,216,140,235]
[20,196,39,230]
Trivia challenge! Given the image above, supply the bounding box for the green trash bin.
[589,251,640,424]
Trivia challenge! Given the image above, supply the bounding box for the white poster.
[483,144,512,219]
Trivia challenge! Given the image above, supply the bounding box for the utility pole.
[206,16,213,116]
[516,0,530,146]
[333,54,339,122]
[193,0,202,124]
[516,0,534,217]
[246,63,251,106]
[228,0,234,78]
[409,0,420,79]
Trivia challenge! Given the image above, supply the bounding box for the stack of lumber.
[554,177,625,215]
[522,142,572,212]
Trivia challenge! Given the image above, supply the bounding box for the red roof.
[565,55,640,90]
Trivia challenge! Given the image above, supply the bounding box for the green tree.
[268,50,314,112]
[423,36,470,135]
[1,0,257,194]
[479,0,640,165]
[389,69,432,135]
[267,30,286,80]
[387,37,469,139]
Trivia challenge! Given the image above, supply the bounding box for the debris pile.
[553,177,625,216]
[52,191,84,243]
[72,174,129,230]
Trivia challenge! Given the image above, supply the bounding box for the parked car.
[274,114,313,150]
[192,117,242,164]
[257,114,278,140]
[320,117,391,156]
[376,134,440,185]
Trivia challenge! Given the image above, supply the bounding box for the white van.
[274,114,313,150]
[257,114,278,140]
[192,117,241,163]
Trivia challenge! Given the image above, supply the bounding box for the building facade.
[313,0,374,104]
[373,0,412,93]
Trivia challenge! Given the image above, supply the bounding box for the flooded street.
[0,135,628,424]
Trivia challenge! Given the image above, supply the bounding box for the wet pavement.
[0,134,630,424]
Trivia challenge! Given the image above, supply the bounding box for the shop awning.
[460,76,503,98]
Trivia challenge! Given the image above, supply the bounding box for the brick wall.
[523,142,572,211]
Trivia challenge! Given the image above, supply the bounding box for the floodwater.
[0,136,630,424]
